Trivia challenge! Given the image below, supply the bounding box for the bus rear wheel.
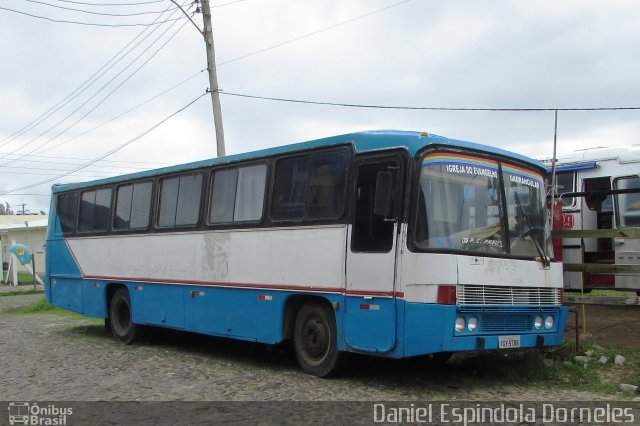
[293,303,341,377]
[109,288,142,344]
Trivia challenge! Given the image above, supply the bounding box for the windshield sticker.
[461,237,503,247]
[502,163,544,189]
[423,153,499,178]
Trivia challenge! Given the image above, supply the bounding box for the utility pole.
[170,0,226,157]
[201,0,226,157]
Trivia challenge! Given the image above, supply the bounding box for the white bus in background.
[542,145,640,294]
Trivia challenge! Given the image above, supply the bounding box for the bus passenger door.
[345,156,403,353]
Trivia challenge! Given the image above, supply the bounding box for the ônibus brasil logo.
[8,402,73,426]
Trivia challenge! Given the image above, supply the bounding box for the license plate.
[498,335,521,349]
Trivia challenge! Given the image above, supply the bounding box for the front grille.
[481,315,531,332]
[457,284,562,306]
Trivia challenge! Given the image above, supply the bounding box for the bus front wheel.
[109,288,142,344]
[293,303,341,377]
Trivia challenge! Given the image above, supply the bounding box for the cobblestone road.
[0,292,623,402]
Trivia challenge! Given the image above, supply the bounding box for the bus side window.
[56,192,78,235]
[556,172,576,208]
[307,151,347,218]
[78,188,112,233]
[114,181,153,231]
[271,149,348,221]
[271,156,309,220]
[209,164,267,224]
[351,161,398,252]
[158,173,203,228]
[210,168,239,223]
[614,176,640,228]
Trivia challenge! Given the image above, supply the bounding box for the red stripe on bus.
[82,274,405,298]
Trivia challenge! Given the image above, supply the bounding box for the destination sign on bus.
[423,153,499,179]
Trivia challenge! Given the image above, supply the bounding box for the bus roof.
[52,130,544,193]
[540,145,640,166]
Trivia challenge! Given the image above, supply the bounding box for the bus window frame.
[51,145,355,236]
[54,191,80,236]
[268,146,352,225]
[112,179,155,233]
[406,145,548,261]
[76,186,114,235]
[613,174,640,229]
[555,171,578,211]
[207,161,269,227]
[349,150,407,254]
[155,171,206,230]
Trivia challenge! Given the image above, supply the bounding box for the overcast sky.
[1,0,639,213]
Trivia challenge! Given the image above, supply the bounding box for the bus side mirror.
[374,171,394,217]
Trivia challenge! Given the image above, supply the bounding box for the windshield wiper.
[514,192,550,267]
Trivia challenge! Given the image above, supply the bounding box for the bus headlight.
[455,316,466,333]
[534,315,543,330]
[467,317,478,332]
[544,315,554,330]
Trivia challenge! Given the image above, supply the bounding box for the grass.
[1,271,43,285]
[8,297,55,314]
[539,343,639,396]
[589,289,637,297]
[444,343,640,397]
[5,297,98,321]
[0,289,44,297]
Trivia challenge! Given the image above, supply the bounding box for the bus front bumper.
[402,302,570,357]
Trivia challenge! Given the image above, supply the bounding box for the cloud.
[1,0,640,213]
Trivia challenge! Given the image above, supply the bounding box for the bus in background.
[46,130,568,377]
[542,146,640,294]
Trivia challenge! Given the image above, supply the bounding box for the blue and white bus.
[45,130,568,377]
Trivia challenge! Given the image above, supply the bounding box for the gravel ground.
[1,290,627,404]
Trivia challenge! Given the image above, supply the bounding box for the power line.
[221,91,640,112]
[47,0,165,5]
[2,0,411,154]
[212,0,248,7]
[1,193,51,197]
[0,5,186,27]
[49,0,238,6]
[0,92,208,196]
[21,0,179,16]
[37,69,206,156]
[0,151,171,166]
[1,0,415,171]
[0,11,191,165]
[0,170,116,177]
[217,0,413,67]
[0,1,183,147]
[1,162,148,173]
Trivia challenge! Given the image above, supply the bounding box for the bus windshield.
[414,151,549,258]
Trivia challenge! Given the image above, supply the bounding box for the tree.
[0,203,4,215]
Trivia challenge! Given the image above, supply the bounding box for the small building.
[0,215,48,276]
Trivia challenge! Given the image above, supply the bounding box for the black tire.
[293,303,341,377]
[109,288,142,344]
